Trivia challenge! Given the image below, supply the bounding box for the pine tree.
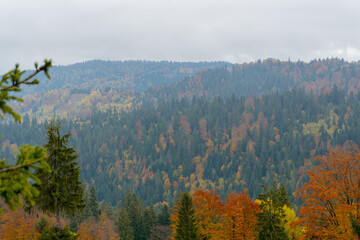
[89,186,100,220]
[121,190,144,240]
[36,120,85,228]
[256,182,289,240]
[143,206,156,239]
[158,204,171,226]
[117,207,134,240]
[174,192,199,240]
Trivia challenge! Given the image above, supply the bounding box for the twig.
[0,157,47,174]
[0,68,43,92]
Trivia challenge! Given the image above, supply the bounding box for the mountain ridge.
[11,58,360,122]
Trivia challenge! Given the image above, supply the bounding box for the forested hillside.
[2,87,360,207]
[9,60,227,121]
[11,58,360,122]
[20,60,228,94]
[144,58,360,103]
[3,0,360,237]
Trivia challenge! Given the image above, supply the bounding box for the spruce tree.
[174,192,199,240]
[121,190,144,240]
[117,207,134,240]
[143,206,156,239]
[158,204,171,226]
[256,182,289,240]
[89,186,100,220]
[36,120,85,228]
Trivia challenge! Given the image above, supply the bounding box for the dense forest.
[144,58,360,101]
[10,60,227,121]
[10,58,360,122]
[3,58,360,239]
[2,86,360,207]
[20,60,228,94]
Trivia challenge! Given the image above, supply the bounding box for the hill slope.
[4,58,360,206]
[11,58,360,122]
[2,88,360,206]
[21,60,228,95]
[144,58,360,103]
[10,60,228,121]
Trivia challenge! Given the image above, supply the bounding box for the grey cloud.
[1,0,360,73]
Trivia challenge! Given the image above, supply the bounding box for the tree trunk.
[54,206,62,232]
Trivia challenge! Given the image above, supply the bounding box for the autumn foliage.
[172,189,260,240]
[77,212,119,240]
[221,190,260,240]
[0,206,40,239]
[193,190,223,239]
[297,145,360,239]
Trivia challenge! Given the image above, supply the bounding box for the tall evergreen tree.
[36,120,85,228]
[174,192,199,240]
[120,190,145,240]
[117,207,134,240]
[143,206,156,239]
[256,182,289,240]
[89,186,100,220]
[158,204,171,226]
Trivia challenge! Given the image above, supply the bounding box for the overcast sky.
[1,0,360,73]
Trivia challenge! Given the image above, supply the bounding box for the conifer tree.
[256,182,289,240]
[121,190,144,240]
[117,207,134,240]
[36,120,85,228]
[89,186,99,220]
[143,206,156,239]
[70,191,90,232]
[0,60,52,213]
[174,192,199,240]
[158,204,171,226]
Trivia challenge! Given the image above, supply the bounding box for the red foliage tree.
[193,190,223,239]
[297,145,360,239]
[221,189,260,240]
[192,189,260,240]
